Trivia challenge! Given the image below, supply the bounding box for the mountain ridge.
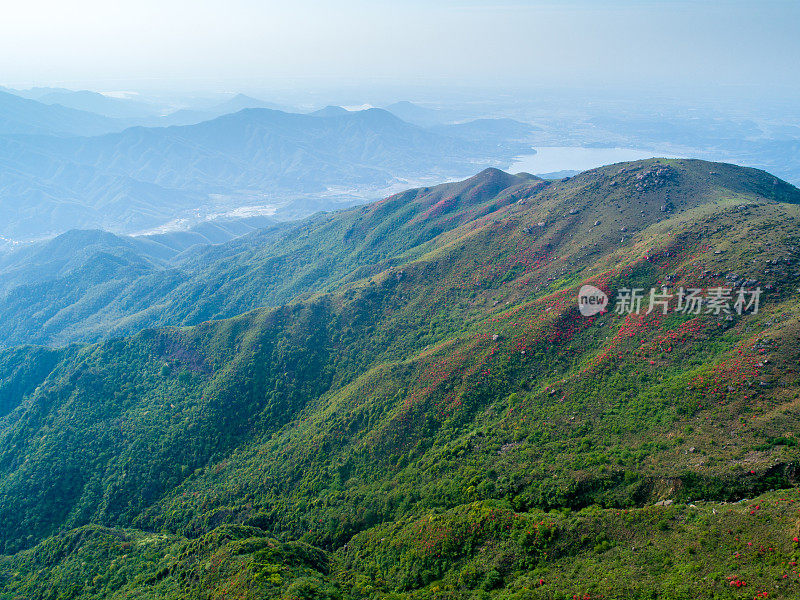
[0,159,796,348]
[1,159,800,598]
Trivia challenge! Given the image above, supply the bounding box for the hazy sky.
[2,0,799,95]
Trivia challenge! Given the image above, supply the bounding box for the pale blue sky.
[2,0,798,94]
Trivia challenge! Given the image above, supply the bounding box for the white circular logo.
[578,284,608,316]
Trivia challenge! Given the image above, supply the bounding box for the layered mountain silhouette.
[157,93,291,126]
[383,100,457,126]
[24,89,160,119]
[0,90,124,136]
[0,106,522,240]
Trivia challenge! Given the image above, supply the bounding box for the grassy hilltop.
[2,159,800,599]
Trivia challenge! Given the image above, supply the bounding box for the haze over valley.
[1,82,798,251]
[2,1,800,599]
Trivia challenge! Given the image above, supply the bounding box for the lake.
[505,146,679,177]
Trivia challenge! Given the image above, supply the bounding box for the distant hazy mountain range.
[154,93,292,127]
[383,100,461,126]
[0,90,535,242]
[0,90,125,136]
[10,87,161,119]
[1,88,292,126]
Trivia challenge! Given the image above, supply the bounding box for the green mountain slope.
[2,159,800,598]
[1,157,796,350]
[0,168,539,347]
